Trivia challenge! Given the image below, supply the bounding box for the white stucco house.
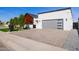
[33,8,73,31]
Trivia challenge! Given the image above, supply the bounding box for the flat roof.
[38,7,71,14]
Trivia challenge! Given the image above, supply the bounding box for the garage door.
[42,19,63,29]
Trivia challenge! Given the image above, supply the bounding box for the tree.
[18,14,24,28]
[9,14,25,31]
[10,18,14,24]
[13,17,18,25]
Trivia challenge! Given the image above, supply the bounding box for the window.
[57,22,62,24]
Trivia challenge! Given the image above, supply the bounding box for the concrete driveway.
[10,29,79,51]
[10,29,69,48]
[0,42,9,51]
[0,29,78,51]
[0,32,67,51]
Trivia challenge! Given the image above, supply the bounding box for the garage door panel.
[42,19,63,29]
[42,20,57,29]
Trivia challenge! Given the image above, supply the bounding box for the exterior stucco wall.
[62,10,73,30]
[34,18,42,29]
[34,9,73,30]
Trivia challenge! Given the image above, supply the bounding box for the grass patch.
[0,28,9,32]
[0,28,24,32]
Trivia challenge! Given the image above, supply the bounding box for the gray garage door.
[42,19,63,29]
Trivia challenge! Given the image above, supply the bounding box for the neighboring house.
[24,8,73,31]
[24,13,38,29]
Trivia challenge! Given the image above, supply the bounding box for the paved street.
[0,26,8,29]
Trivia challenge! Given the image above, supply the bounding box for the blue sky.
[0,7,79,22]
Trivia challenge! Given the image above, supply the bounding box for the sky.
[0,7,79,22]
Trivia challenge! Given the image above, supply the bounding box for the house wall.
[34,18,42,29]
[34,9,73,30]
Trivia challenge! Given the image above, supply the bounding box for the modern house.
[24,8,73,31]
